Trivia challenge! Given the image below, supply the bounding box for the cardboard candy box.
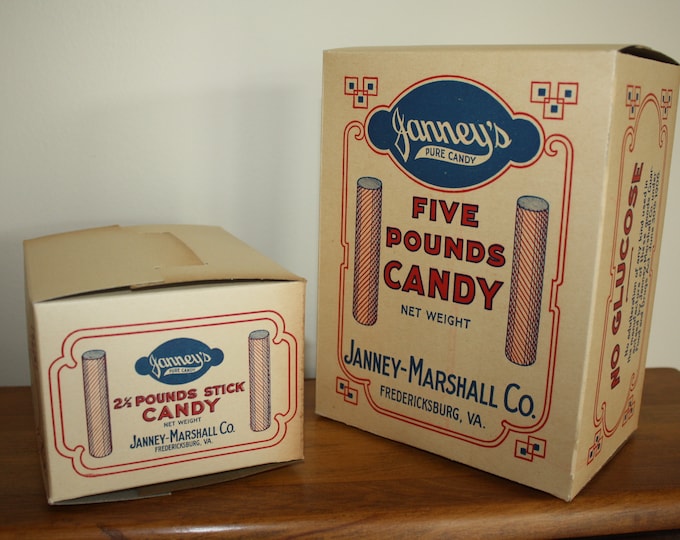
[315,45,680,500]
[24,224,305,504]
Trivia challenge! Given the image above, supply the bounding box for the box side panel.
[571,53,680,496]
[25,303,55,501]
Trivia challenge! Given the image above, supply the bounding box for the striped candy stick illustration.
[353,177,383,326]
[506,196,550,366]
[248,330,271,432]
[81,349,113,458]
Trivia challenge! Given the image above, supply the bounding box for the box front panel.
[316,47,677,498]
[36,282,303,502]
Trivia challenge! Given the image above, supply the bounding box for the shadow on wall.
[2,82,320,385]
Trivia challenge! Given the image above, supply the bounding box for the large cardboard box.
[24,224,305,504]
[315,45,680,500]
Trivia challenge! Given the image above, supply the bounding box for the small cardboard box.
[24,224,305,504]
[315,45,680,500]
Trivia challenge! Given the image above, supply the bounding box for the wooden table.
[1,369,679,539]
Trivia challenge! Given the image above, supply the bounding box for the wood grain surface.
[1,369,679,539]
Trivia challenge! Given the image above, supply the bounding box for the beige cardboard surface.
[315,45,679,500]
[24,225,305,503]
[25,224,299,303]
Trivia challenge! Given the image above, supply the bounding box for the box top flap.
[24,224,301,302]
[620,45,679,66]
[324,44,678,65]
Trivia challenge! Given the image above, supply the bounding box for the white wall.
[2,0,679,385]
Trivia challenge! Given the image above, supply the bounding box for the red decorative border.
[335,112,575,448]
[48,310,299,477]
[593,91,671,439]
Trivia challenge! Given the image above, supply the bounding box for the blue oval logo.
[366,77,543,190]
[135,338,224,385]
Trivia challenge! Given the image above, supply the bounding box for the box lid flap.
[324,44,678,65]
[620,45,679,65]
[24,224,301,302]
